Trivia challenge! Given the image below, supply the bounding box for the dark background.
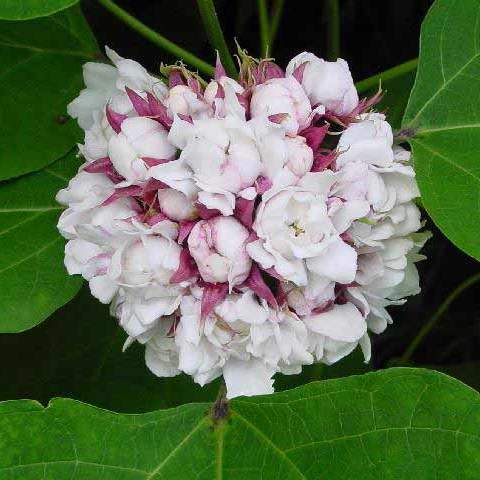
[2,0,479,412]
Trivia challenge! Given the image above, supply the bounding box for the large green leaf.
[0,287,219,411]
[403,0,480,260]
[0,5,98,181]
[1,369,479,479]
[0,286,370,412]
[0,151,82,333]
[0,0,79,20]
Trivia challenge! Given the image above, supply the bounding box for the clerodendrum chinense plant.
[0,0,480,478]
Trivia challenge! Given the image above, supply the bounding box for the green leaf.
[0,150,82,333]
[0,287,219,411]
[403,0,480,260]
[0,0,79,20]
[1,369,479,478]
[0,286,370,412]
[429,363,480,392]
[0,5,98,181]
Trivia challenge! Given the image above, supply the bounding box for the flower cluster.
[59,47,427,398]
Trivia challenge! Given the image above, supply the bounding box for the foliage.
[0,6,98,181]
[1,369,479,479]
[0,0,79,20]
[404,0,480,261]
[0,151,82,332]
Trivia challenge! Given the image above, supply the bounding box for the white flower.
[105,46,167,98]
[247,172,361,285]
[161,115,262,214]
[286,52,358,115]
[172,291,278,396]
[56,172,139,239]
[60,49,428,398]
[108,117,175,183]
[56,171,113,211]
[145,317,181,377]
[204,76,246,119]
[67,62,118,129]
[157,188,198,221]
[110,236,181,286]
[63,238,118,303]
[165,85,210,119]
[79,113,111,162]
[188,216,251,286]
[286,273,335,316]
[68,47,167,130]
[250,76,312,135]
[248,309,313,374]
[223,358,275,399]
[336,113,394,169]
[303,303,368,364]
[174,294,229,386]
[251,117,314,190]
[107,236,186,337]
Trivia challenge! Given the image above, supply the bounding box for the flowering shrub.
[4,0,480,475]
[58,48,427,398]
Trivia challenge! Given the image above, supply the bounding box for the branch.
[196,0,237,77]
[258,0,270,58]
[269,0,285,53]
[400,271,480,364]
[325,0,340,60]
[97,0,215,77]
[356,58,418,94]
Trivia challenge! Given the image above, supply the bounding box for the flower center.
[289,220,305,237]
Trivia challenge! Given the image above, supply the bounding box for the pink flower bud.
[157,188,197,221]
[250,76,311,135]
[286,52,358,116]
[284,136,314,178]
[188,216,252,286]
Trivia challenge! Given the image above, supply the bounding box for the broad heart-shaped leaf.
[403,0,480,261]
[0,150,82,333]
[0,5,98,181]
[0,0,79,20]
[1,369,480,479]
[0,286,370,412]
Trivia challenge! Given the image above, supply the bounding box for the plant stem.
[356,58,418,94]
[196,0,237,77]
[400,271,480,364]
[258,0,270,58]
[96,0,215,77]
[325,0,340,60]
[269,0,285,53]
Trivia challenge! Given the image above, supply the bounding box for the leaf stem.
[325,0,341,61]
[258,0,270,58]
[96,0,215,76]
[400,271,480,364]
[196,0,237,77]
[356,58,418,94]
[269,0,285,53]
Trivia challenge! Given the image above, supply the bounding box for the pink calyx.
[170,249,198,284]
[300,124,329,152]
[178,220,198,244]
[106,106,127,134]
[234,197,255,228]
[125,87,151,116]
[201,283,229,321]
[243,264,277,309]
[146,92,173,128]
